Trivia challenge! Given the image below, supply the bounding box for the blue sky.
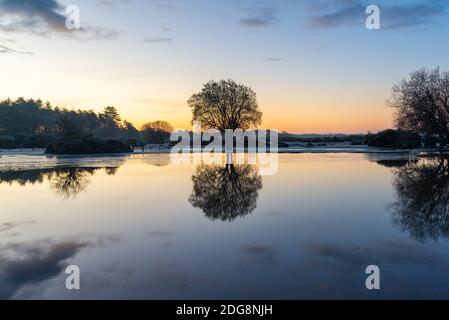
[1,0,448,133]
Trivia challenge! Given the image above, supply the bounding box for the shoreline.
[0,146,446,156]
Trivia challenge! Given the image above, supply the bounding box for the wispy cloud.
[239,6,279,28]
[266,57,285,62]
[153,0,177,10]
[0,0,67,34]
[304,0,449,31]
[0,0,121,40]
[143,37,174,43]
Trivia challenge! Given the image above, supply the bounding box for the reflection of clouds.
[145,231,175,237]
[0,221,35,233]
[265,210,285,216]
[136,154,170,167]
[306,240,443,272]
[240,244,279,264]
[0,234,121,299]
[151,270,192,292]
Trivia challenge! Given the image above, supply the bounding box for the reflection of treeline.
[0,167,119,199]
[0,167,97,185]
[0,98,173,149]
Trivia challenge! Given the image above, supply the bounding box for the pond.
[1,153,448,299]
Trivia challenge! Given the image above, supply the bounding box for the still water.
[1,153,449,299]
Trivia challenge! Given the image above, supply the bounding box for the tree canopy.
[141,120,174,144]
[0,98,173,149]
[390,67,449,142]
[188,79,262,132]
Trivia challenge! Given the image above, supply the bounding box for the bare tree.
[141,120,173,144]
[188,79,262,132]
[390,67,449,142]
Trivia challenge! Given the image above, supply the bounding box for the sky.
[0,0,449,133]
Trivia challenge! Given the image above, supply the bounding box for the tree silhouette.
[98,106,123,138]
[390,68,449,143]
[141,120,173,144]
[391,156,449,241]
[188,79,262,132]
[189,164,263,221]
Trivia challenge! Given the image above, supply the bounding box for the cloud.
[304,0,449,31]
[239,6,279,28]
[0,0,67,33]
[265,57,285,62]
[305,2,364,29]
[145,231,175,237]
[0,234,122,299]
[149,0,177,11]
[143,37,174,43]
[0,0,120,40]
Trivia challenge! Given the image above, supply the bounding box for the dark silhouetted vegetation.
[365,129,421,149]
[188,79,262,132]
[278,133,366,146]
[141,120,174,144]
[390,68,449,144]
[0,98,173,153]
[46,137,133,155]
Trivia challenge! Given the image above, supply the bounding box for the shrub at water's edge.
[366,129,421,149]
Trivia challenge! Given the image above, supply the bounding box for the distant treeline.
[0,98,172,150]
[0,98,444,151]
[280,130,443,149]
[365,129,443,149]
[279,133,366,145]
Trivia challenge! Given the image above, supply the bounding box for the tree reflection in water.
[0,167,120,199]
[391,156,449,241]
[50,168,98,199]
[189,164,263,222]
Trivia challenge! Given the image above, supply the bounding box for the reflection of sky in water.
[1,153,449,299]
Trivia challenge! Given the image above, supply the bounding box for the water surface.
[1,153,448,299]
